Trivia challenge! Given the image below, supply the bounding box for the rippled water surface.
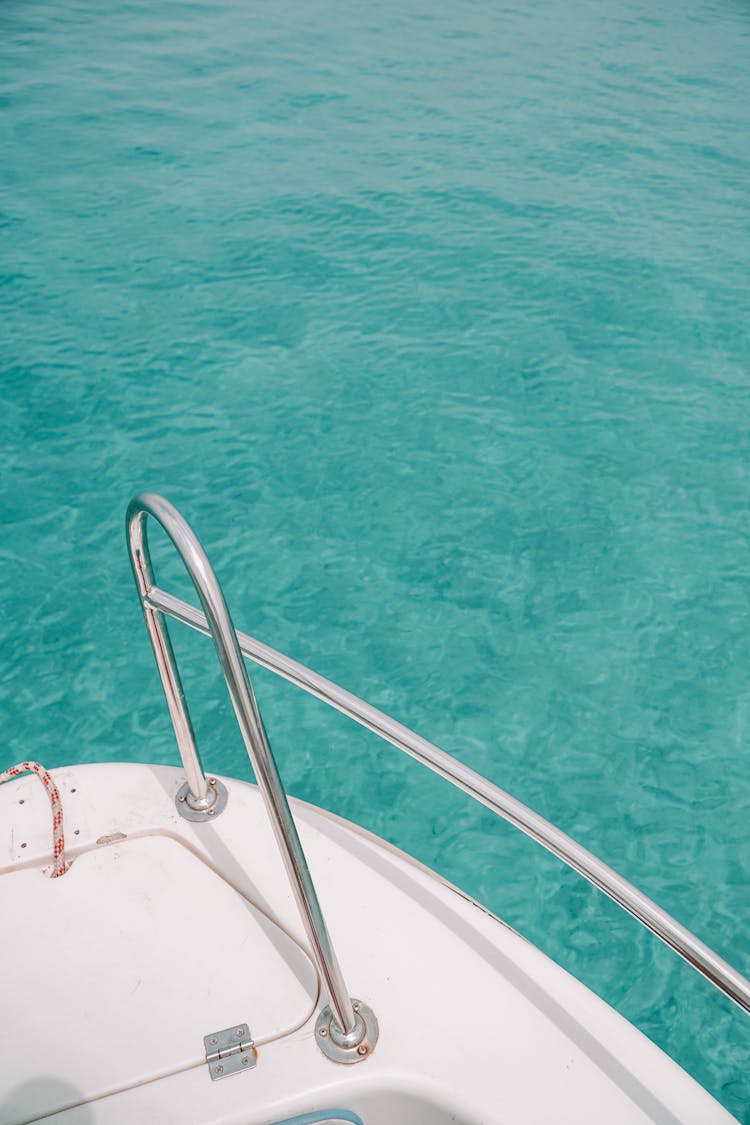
[2,0,750,1116]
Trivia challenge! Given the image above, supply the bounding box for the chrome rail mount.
[127,493,371,1062]
[127,493,750,1024]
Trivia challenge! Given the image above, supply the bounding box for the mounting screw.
[319,1027,328,1038]
[353,1002,360,1012]
[209,777,217,787]
[357,1045,368,1056]
[178,794,186,803]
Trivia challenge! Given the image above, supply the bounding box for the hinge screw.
[236,1028,244,1037]
[242,1056,250,1065]
[215,1064,224,1074]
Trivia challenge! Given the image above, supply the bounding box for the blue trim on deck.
[271,1113,364,1125]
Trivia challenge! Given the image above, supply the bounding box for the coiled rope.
[0,762,68,877]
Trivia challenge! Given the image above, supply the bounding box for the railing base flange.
[315,999,378,1064]
[175,778,228,822]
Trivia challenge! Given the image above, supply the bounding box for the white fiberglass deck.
[0,763,734,1124]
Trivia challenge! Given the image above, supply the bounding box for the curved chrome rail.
[129,494,750,1019]
[127,493,365,1053]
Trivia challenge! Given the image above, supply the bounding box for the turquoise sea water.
[1,0,749,1116]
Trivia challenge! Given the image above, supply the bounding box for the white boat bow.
[0,493,746,1124]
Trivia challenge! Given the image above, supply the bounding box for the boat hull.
[0,762,735,1124]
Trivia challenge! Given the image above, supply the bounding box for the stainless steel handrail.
[127,493,361,1045]
[141,584,750,1018]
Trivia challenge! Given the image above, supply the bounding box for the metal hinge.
[204,1023,256,1080]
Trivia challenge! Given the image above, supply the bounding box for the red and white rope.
[0,761,68,877]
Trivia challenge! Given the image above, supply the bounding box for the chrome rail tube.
[127,493,358,1039]
[128,507,209,809]
[145,582,750,1017]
